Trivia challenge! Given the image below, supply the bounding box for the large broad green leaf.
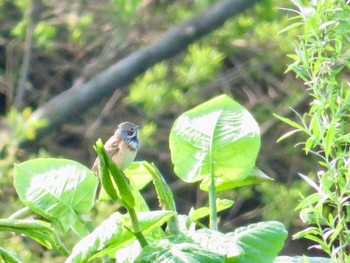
[66,210,175,263]
[135,235,225,263]
[190,228,243,260]
[115,240,142,263]
[0,218,68,255]
[169,94,263,192]
[228,221,288,263]
[274,256,331,263]
[14,158,97,232]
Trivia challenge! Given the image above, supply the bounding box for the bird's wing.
[105,135,122,157]
[91,135,121,171]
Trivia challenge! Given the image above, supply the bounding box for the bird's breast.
[112,140,137,170]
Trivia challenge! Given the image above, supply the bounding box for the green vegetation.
[1,0,350,261]
[3,95,289,262]
[276,0,350,261]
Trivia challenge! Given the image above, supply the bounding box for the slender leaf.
[324,123,335,158]
[190,198,234,221]
[108,157,135,209]
[273,113,305,130]
[0,246,23,263]
[0,218,68,255]
[94,139,119,201]
[143,161,180,234]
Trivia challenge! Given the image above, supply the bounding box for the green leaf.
[95,139,135,208]
[94,139,119,201]
[324,122,335,158]
[66,211,175,263]
[0,246,23,263]
[129,184,150,212]
[295,193,323,210]
[0,219,68,255]
[13,158,97,232]
[278,21,304,34]
[169,94,260,192]
[143,162,176,212]
[299,173,320,192]
[143,161,180,234]
[71,215,94,237]
[124,161,153,190]
[228,221,288,263]
[200,167,273,192]
[190,198,234,221]
[273,113,305,131]
[115,240,142,263]
[190,228,243,260]
[274,256,330,263]
[108,158,135,209]
[276,129,302,142]
[135,235,225,263]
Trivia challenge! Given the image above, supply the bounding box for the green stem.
[208,163,218,230]
[128,207,148,248]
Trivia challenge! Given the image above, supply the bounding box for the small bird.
[92,121,140,201]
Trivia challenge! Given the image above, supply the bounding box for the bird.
[92,121,140,202]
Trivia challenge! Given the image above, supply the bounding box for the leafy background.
[0,0,324,261]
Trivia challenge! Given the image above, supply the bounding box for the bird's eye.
[127,130,134,136]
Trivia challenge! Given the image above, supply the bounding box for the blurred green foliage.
[66,12,94,45]
[127,44,224,117]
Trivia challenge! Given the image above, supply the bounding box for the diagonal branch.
[30,0,262,137]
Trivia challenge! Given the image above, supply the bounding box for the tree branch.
[30,0,262,136]
[14,0,43,109]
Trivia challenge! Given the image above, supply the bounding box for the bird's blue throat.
[127,135,139,150]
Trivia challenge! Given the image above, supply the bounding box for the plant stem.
[127,207,148,248]
[208,163,218,230]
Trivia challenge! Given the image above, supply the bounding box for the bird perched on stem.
[92,122,140,201]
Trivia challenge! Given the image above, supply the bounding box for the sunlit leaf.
[0,246,22,263]
[143,161,179,234]
[66,211,175,263]
[190,228,242,259]
[14,158,97,232]
[229,221,288,263]
[190,198,234,221]
[135,235,225,263]
[124,161,153,190]
[169,95,261,192]
[0,219,68,255]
